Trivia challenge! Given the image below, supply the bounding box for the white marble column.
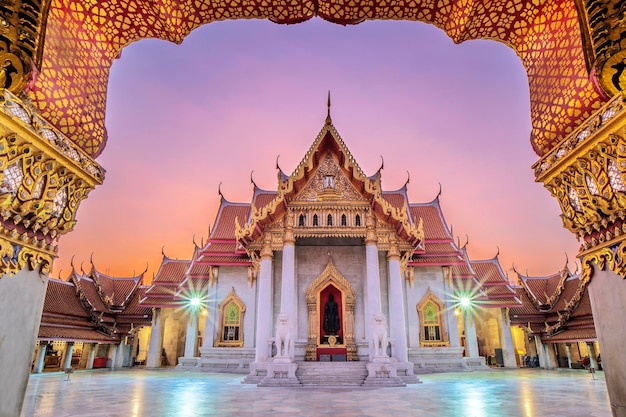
[62,342,74,370]
[87,344,96,369]
[184,310,199,358]
[387,241,408,362]
[534,336,547,369]
[365,211,382,327]
[498,309,518,368]
[565,343,573,368]
[587,342,598,370]
[442,267,460,347]
[204,281,218,348]
[146,308,165,368]
[109,344,119,370]
[254,241,273,362]
[464,311,480,357]
[280,210,296,361]
[33,344,47,373]
[545,343,558,369]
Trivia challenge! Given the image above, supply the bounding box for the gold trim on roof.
[235,122,424,248]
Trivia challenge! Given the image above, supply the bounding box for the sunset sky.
[51,19,580,283]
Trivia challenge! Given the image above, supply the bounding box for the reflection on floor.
[23,368,610,417]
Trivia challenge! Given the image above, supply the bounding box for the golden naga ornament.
[0,89,104,277]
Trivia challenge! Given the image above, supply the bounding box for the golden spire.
[325,91,332,125]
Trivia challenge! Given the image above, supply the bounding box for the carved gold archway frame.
[304,259,358,361]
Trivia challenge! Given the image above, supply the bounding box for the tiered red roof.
[409,196,464,266]
[140,255,192,308]
[509,267,596,343]
[470,256,521,308]
[38,267,152,344]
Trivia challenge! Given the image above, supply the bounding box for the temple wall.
[294,245,367,343]
[405,267,448,347]
[214,265,256,348]
[0,268,48,417]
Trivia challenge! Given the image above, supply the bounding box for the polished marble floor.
[22,368,610,417]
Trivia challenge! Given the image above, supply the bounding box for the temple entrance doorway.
[305,260,358,361]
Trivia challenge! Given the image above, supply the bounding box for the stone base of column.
[464,356,489,370]
[175,357,200,370]
[241,361,269,384]
[364,361,406,387]
[258,362,300,387]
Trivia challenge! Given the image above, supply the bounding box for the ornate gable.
[235,109,423,252]
[292,153,368,203]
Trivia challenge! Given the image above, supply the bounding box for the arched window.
[327,214,333,226]
[355,214,361,227]
[313,214,318,226]
[299,214,305,227]
[417,289,449,347]
[215,288,246,347]
[341,214,347,226]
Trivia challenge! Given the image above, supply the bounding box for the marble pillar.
[545,343,558,369]
[204,283,217,348]
[280,212,296,361]
[109,344,118,370]
[498,309,517,368]
[87,344,96,369]
[586,263,625,417]
[33,344,47,374]
[442,267,460,347]
[184,311,199,358]
[0,268,48,417]
[534,336,547,369]
[587,342,598,370]
[62,343,74,370]
[464,312,479,357]
[387,243,408,362]
[254,242,273,362]
[146,308,165,368]
[565,343,573,368]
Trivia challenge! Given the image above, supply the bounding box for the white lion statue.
[275,313,291,357]
[370,313,389,357]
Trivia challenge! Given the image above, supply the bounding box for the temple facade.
[138,112,527,384]
[30,113,603,385]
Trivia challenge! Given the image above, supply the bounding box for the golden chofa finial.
[325,91,332,125]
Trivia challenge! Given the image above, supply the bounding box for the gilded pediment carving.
[293,154,366,203]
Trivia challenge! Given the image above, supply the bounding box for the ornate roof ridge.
[211,194,251,239]
[236,119,424,247]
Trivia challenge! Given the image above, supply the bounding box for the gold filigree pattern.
[535,97,626,254]
[0,0,49,93]
[0,90,103,277]
[0,0,596,157]
[576,0,626,97]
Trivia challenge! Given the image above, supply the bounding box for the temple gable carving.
[293,154,367,203]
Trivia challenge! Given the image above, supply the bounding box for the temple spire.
[325,91,332,125]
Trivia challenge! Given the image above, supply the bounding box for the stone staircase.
[295,362,369,387]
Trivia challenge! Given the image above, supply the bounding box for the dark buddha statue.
[323,294,340,334]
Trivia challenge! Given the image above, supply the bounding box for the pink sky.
[51,19,580,283]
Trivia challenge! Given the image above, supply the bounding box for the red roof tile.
[409,199,452,240]
[211,198,251,240]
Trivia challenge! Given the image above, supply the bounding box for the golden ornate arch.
[214,287,246,347]
[304,259,357,361]
[417,288,449,347]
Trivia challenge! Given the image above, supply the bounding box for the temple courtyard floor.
[22,368,610,417]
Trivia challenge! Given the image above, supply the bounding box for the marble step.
[296,362,368,386]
